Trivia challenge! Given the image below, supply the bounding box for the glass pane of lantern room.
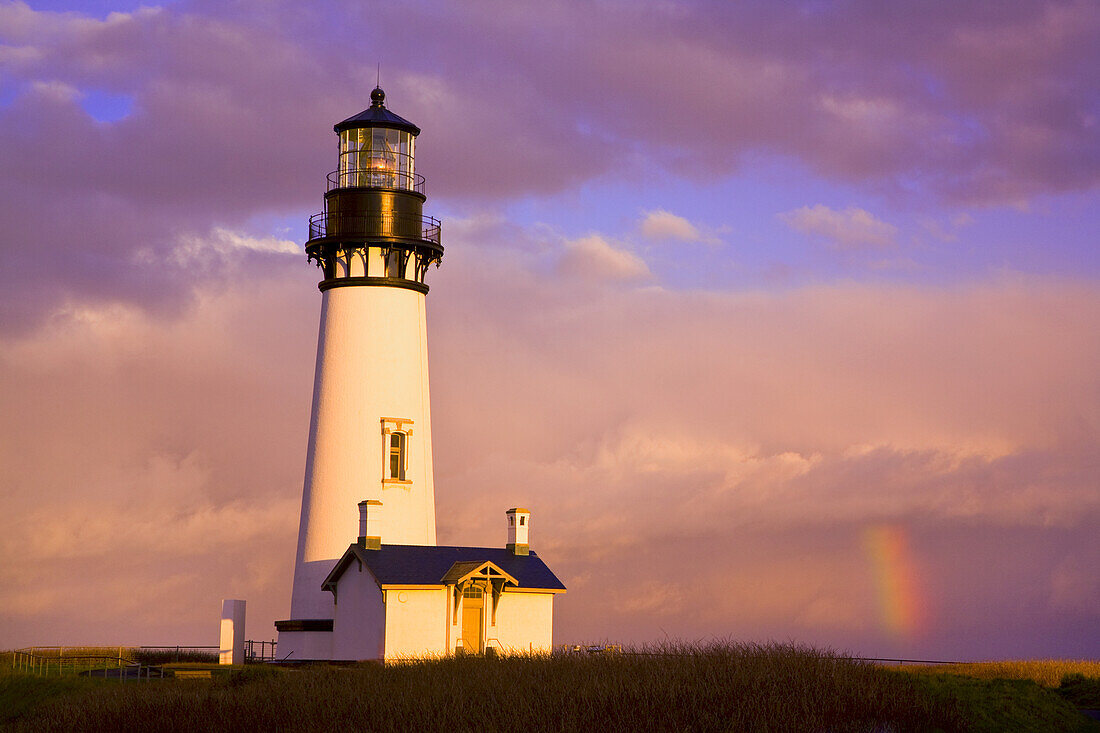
[356,129,369,185]
[337,131,351,186]
[394,131,407,187]
[384,129,399,187]
[377,128,397,185]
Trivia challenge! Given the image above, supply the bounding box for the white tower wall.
[288,284,436,623]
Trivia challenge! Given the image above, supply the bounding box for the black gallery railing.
[308,212,442,245]
[329,168,425,193]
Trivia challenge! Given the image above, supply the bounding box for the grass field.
[896,660,1100,688]
[1,644,1097,732]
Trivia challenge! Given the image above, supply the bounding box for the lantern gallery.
[274,89,565,662]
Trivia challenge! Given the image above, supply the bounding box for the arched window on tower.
[380,417,413,485]
[389,431,406,481]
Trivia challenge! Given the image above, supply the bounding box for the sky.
[0,0,1097,661]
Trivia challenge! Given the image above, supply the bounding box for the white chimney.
[358,499,383,550]
[506,507,530,555]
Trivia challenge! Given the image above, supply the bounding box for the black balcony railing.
[328,168,425,193]
[308,212,442,246]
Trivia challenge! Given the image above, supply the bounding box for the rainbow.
[864,524,925,639]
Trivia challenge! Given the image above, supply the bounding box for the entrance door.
[461,586,484,653]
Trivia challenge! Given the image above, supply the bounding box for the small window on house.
[389,431,406,480]
[509,516,514,526]
[520,516,525,526]
[462,586,483,598]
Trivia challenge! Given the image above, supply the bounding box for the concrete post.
[219,599,247,665]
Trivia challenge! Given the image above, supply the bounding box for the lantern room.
[334,87,420,192]
[305,87,442,293]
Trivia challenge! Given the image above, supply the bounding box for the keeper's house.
[320,504,565,661]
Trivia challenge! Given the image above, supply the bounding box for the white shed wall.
[332,567,386,661]
[383,588,448,661]
[276,630,332,661]
[488,591,555,655]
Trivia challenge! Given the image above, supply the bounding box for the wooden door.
[461,588,484,653]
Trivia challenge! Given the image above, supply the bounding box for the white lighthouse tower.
[276,88,443,660]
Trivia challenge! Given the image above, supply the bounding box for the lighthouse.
[276,88,444,661]
[276,90,564,662]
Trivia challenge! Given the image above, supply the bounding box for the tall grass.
[4,642,963,732]
[130,649,218,665]
[898,660,1100,687]
[6,643,1096,731]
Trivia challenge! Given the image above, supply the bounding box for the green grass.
[897,660,1100,687]
[909,673,1097,732]
[0,675,113,727]
[1,644,1096,732]
[1059,674,1100,709]
[896,659,1100,729]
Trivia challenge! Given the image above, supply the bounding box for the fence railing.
[329,168,425,193]
[12,649,131,679]
[245,639,278,662]
[307,211,442,245]
[11,641,278,677]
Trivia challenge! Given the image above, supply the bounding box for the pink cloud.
[779,205,898,249]
[2,216,1097,657]
[0,0,1096,660]
[558,234,651,281]
[0,0,1095,329]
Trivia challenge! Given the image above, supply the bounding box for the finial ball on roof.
[371,87,386,106]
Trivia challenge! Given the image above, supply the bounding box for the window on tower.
[380,417,413,485]
[389,431,406,481]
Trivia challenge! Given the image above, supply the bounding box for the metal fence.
[245,639,278,662]
[11,641,279,678]
[11,648,157,680]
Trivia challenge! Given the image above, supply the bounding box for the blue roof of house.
[322,544,566,591]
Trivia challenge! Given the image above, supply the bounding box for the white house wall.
[383,588,448,661]
[489,591,555,655]
[332,566,386,661]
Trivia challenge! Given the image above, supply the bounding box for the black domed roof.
[334,87,420,135]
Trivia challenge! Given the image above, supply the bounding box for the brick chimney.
[358,499,382,550]
[506,507,530,555]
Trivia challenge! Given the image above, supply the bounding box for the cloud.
[917,213,975,244]
[173,227,300,262]
[779,205,898,250]
[0,1,1095,328]
[640,209,705,242]
[2,218,1098,656]
[558,234,651,281]
[0,1,1098,660]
